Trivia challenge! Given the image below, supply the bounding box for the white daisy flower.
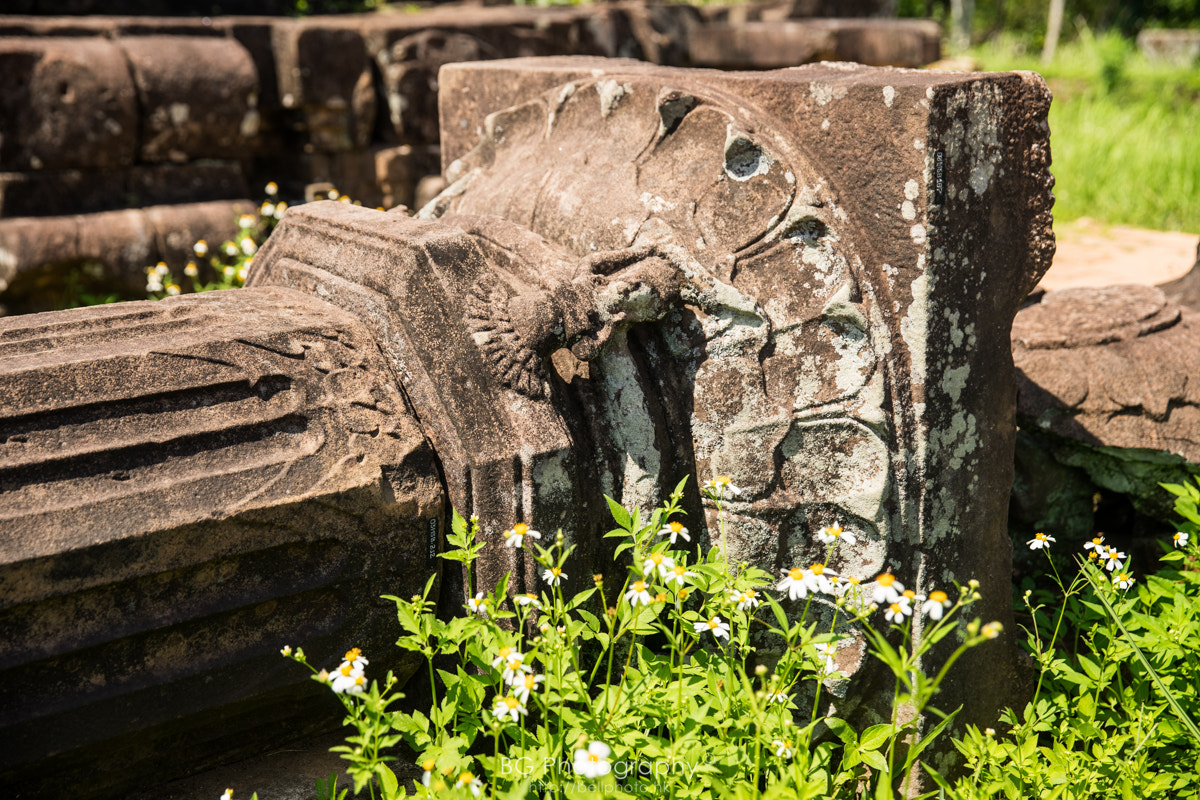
[455,772,483,797]
[815,522,857,547]
[772,739,793,760]
[340,648,368,670]
[492,695,527,723]
[1102,546,1126,572]
[543,566,566,586]
[920,590,952,620]
[814,641,838,674]
[765,689,789,704]
[194,240,209,257]
[420,760,435,787]
[330,665,366,695]
[625,580,653,607]
[660,520,691,544]
[703,475,743,501]
[1113,571,1135,590]
[884,600,912,624]
[515,592,541,608]
[1175,531,1189,548]
[1083,535,1106,552]
[1027,532,1055,550]
[871,573,905,605]
[502,522,541,549]
[694,616,730,640]
[574,742,612,779]
[467,593,490,617]
[512,672,545,703]
[643,551,675,579]
[732,589,760,611]
[664,563,695,587]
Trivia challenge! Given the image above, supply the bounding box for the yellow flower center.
[673,565,686,575]
[929,590,948,604]
[656,593,667,602]
[847,576,861,585]
[787,567,803,580]
[717,475,731,484]
[550,568,562,577]
[505,697,519,709]
[877,573,896,586]
[498,647,512,658]
[889,603,903,614]
[650,553,663,565]
[811,563,825,575]
[707,618,720,629]
[669,521,684,533]
[746,589,757,598]
[514,523,528,536]
[632,581,647,592]
[458,773,474,785]
[902,589,916,600]
[423,760,435,771]
[828,525,842,537]
[345,648,362,661]
[340,664,352,676]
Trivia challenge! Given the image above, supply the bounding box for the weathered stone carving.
[256,57,1054,734]
[1013,284,1200,536]
[0,287,444,797]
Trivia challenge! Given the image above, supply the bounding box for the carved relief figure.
[420,74,891,591]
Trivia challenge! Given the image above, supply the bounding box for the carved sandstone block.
[1014,285,1200,527]
[256,57,1053,733]
[0,36,137,171]
[0,286,444,797]
[0,199,253,299]
[688,19,942,69]
[118,36,262,163]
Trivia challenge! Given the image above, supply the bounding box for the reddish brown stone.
[257,58,1054,740]
[689,19,941,69]
[0,200,253,296]
[0,286,444,798]
[118,36,261,163]
[0,37,137,171]
[0,163,249,218]
[273,20,375,153]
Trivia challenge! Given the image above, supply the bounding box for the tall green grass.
[971,30,1200,233]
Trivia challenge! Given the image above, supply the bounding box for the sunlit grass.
[969,30,1200,233]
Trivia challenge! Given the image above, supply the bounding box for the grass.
[967,30,1200,234]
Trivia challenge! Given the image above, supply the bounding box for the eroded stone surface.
[256,57,1054,736]
[1014,285,1200,525]
[0,286,444,797]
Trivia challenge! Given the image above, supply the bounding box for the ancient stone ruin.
[0,56,1054,795]
[0,2,941,314]
[1012,283,1200,543]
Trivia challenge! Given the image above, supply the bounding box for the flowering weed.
[284,476,999,799]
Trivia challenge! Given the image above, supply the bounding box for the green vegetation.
[968,29,1200,234]
[263,478,1200,799]
[284,477,1001,799]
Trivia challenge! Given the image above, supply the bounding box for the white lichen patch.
[941,364,970,403]
[910,224,927,244]
[596,79,631,118]
[821,119,831,131]
[593,330,660,507]
[883,86,895,107]
[901,201,916,221]
[904,179,920,201]
[810,83,847,106]
[941,82,1005,198]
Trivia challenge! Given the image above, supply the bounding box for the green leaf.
[859,723,894,751]
[378,763,398,797]
[606,495,632,530]
[861,747,889,771]
[824,716,857,745]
